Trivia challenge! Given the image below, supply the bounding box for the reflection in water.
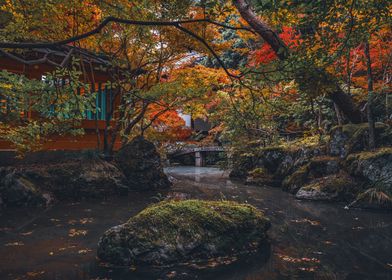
[0,167,391,280]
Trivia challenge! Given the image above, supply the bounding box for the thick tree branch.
[0,17,244,78]
[232,0,288,59]
[0,17,253,49]
[232,0,363,123]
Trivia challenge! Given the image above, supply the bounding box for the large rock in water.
[0,167,48,207]
[97,200,270,266]
[296,172,358,202]
[282,156,340,194]
[230,138,323,185]
[116,136,170,190]
[344,148,392,209]
[0,158,128,208]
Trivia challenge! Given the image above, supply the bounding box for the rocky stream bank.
[230,123,392,210]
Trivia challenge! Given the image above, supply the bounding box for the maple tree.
[0,0,390,154]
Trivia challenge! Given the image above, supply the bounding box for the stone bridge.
[168,146,225,167]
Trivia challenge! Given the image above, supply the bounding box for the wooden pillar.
[195,151,204,167]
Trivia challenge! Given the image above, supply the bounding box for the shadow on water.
[0,166,391,279]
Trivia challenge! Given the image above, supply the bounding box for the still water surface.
[0,167,391,279]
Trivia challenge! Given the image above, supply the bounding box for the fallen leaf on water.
[166,271,177,278]
[98,262,111,267]
[276,254,320,264]
[5,241,24,246]
[352,226,364,230]
[68,229,88,237]
[68,219,77,225]
[80,218,94,224]
[291,218,321,226]
[26,271,45,277]
[78,249,92,254]
[299,267,317,272]
[20,231,33,236]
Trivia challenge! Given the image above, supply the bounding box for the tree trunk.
[232,0,363,123]
[364,41,375,150]
[334,102,343,126]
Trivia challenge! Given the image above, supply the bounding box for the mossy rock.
[229,146,287,179]
[0,159,129,208]
[229,152,256,179]
[328,122,392,157]
[345,147,392,186]
[282,155,344,195]
[0,168,47,207]
[282,165,310,194]
[296,172,358,202]
[230,138,323,182]
[97,200,270,266]
[116,136,171,190]
[307,156,340,178]
[246,167,279,187]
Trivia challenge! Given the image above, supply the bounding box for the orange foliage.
[146,104,192,141]
[338,27,391,91]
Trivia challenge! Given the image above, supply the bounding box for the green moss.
[282,165,309,193]
[331,123,391,155]
[249,167,269,178]
[98,200,271,265]
[311,156,338,163]
[347,147,392,162]
[132,200,268,244]
[302,174,354,194]
[18,177,38,193]
[277,135,321,151]
[330,122,383,137]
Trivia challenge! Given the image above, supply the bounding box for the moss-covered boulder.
[0,158,128,208]
[296,172,358,202]
[97,200,270,266]
[282,156,341,194]
[229,152,256,179]
[345,148,392,186]
[229,146,288,179]
[0,167,47,207]
[282,165,309,194]
[245,167,280,187]
[328,123,392,157]
[274,137,324,177]
[116,136,171,190]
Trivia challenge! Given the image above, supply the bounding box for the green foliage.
[0,60,95,155]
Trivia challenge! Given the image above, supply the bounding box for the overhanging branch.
[0,17,249,78]
[0,17,253,49]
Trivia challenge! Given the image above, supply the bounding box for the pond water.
[0,166,391,280]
